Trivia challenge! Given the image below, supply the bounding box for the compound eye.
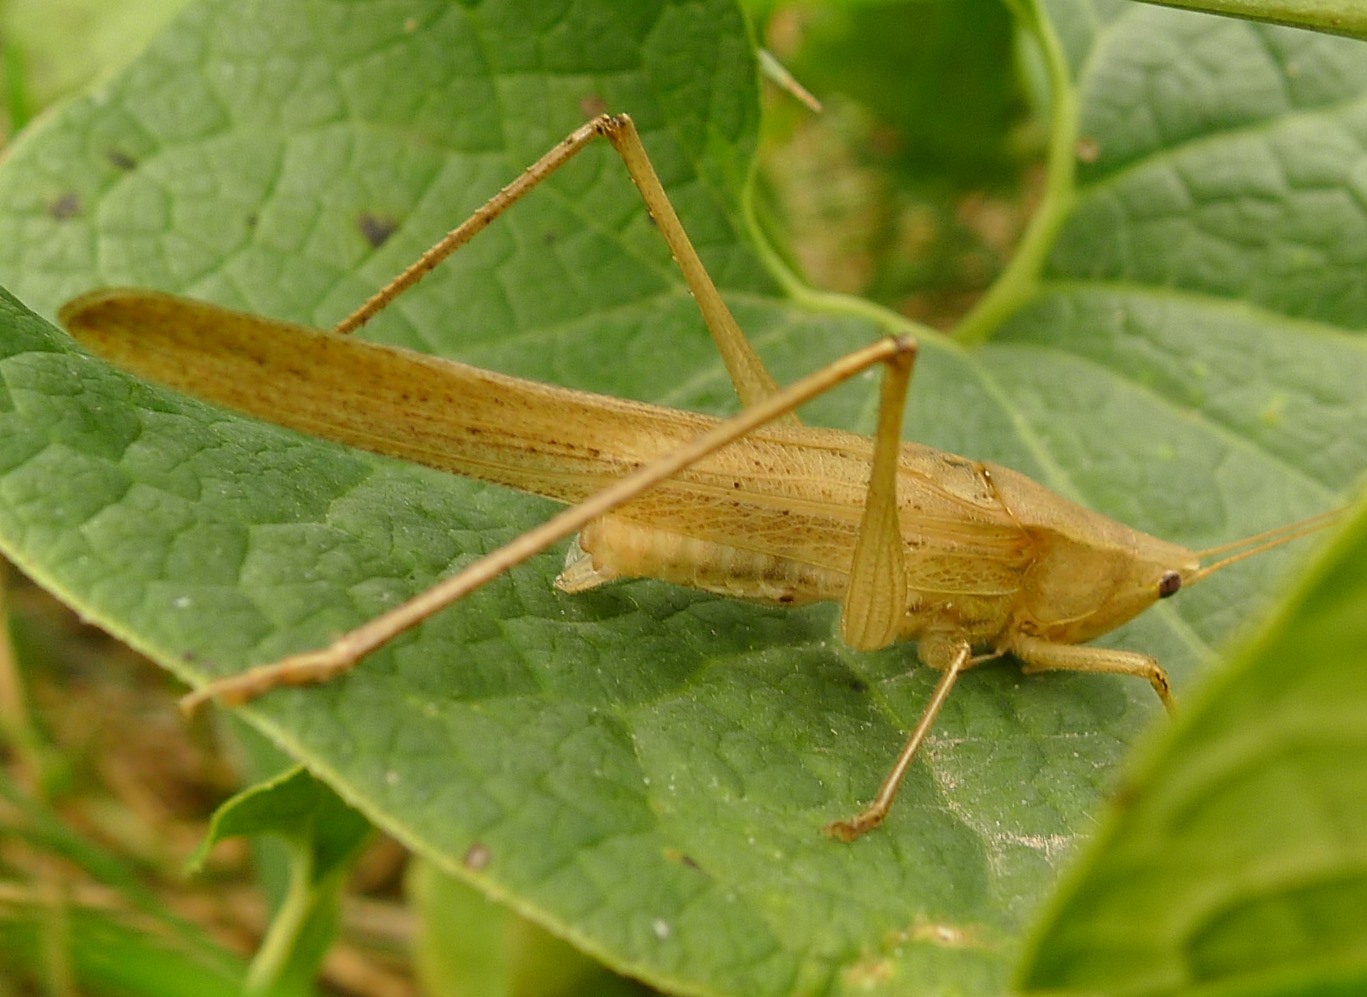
[1157,571,1182,599]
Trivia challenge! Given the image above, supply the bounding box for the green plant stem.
[2,41,32,138]
[955,0,1078,346]
[244,843,316,996]
[1135,0,1367,41]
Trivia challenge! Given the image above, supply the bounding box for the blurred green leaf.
[0,0,190,133]
[766,0,1022,183]
[190,765,369,882]
[1019,492,1367,995]
[409,857,646,997]
[751,0,1027,313]
[189,766,368,996]
[0,906,245,996]
[0,1,1362,993]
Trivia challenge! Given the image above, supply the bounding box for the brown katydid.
[60,114,1337,840]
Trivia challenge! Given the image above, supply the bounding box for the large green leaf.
[0,0,1362,993]
[1019,494,1367,995]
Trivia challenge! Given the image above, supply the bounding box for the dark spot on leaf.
[847,676,869,694]
[357,212,399,248]
[47,193,82,220]
[106,149,138,171]
[663,847,706,874]
[1111,779,1139,812]
[463,842,491,870]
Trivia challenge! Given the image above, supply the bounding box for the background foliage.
[0,0,1363,994]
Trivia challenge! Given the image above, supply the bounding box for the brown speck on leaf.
[900,918,977,948]
[463,841,491,870]
[48,192,82,220]
[1076,137,1100,163]
[357,212,400,249]
[107,149,137,171]
[663,847,705,872]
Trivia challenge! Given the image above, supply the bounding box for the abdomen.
[557,514,849,607]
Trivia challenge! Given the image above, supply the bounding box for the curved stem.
[955,0,1080,346]
[244,844,319,995]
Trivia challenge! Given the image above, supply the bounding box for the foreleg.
[1007,634,1175,711]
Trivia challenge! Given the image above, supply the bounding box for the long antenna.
[1188,508,1340,585]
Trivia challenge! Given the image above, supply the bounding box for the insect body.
[567,433,1192,671]
[59,114,1336,839]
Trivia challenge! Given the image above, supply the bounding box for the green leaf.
[0,1,1362,993]
[409,857,643,997]
[190,766,369,996]
[764,0,1020,183]
[189,765,370,881]
[0,905,245,997]
[0,0,190,131]
[1018,492,1367,995]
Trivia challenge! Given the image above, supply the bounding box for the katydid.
[60,114,1337,840]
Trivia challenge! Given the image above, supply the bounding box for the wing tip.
[58,287,152,341]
